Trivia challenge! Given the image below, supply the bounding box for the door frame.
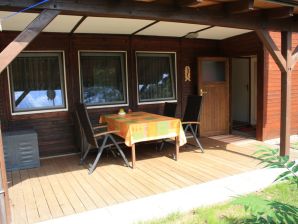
[198,57,230,136]
[230,56,252,128]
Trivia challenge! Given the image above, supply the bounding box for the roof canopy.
[0,0,297,32]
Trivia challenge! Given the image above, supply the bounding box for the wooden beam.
[0,1,297,32]
[70,15,86,33]
[256,29,287,73]
[0,122,11,224]
[280,31,292,156]
[177,0,202,7]
[0,9,60,74]
[225,0,254,14]
[266,7,294,19]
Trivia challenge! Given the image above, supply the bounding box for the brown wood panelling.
[0,32,219,157]
[262,32,298,140]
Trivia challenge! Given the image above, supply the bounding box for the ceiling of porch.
[0,11,252,40]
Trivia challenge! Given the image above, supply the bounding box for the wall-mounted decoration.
[184,66,191,82]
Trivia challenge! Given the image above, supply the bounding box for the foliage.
[253,146,298,187]
[140,182,298,224]
[290,142,298,150]
[232,195,298,224]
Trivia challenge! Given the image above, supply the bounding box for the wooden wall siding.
[219,32,264,140]
[262,32,298,140]
[0,32,219,157]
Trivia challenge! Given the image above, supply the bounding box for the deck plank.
[52,158,97,211]
[38,160,75,216]
[11,171,28,224]
[8,136,281,224]
[47,159,86,213]
[35,161,64,220]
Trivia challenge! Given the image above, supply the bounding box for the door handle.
[200,89,207,96]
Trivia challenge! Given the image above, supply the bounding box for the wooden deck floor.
[7,137,264,224]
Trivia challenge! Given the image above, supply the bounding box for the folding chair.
[76,103,130,174]
[182,95,204,152]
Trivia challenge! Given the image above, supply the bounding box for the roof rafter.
[224,0,254,14]
[0,9,60,74]
[292,45,298,69]
[266,6,294,19]
[256,29,287,73]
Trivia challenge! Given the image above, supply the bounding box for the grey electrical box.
[3,130,40,171]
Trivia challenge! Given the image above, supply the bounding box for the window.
[79,52,127,107]
[136,52,176,103]
[202,61,226,82]
[9,52,67,113]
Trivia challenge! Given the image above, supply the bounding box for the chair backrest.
[182,95,203,122]
[163,102,177,117]
[76,103,98,147]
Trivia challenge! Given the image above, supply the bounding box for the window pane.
[137,53,176,102]
[9,53,66,112]
[202,61,225,82]
[80,52,127,106]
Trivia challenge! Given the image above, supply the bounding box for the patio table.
[100,111,186,168]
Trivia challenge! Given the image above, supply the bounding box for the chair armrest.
[181,121,200,125]
[93,123,108,130]
[94,130,120,138]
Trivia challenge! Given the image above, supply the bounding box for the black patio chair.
[163,102,177,118]
[76,103,130,174]
[182,95,204,152]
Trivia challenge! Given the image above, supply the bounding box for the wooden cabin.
[0,0,297,223]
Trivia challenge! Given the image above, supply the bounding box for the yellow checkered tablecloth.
[100,111,187,147]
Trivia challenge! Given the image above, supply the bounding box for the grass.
[290,142,298,150]
[139,182,298,224]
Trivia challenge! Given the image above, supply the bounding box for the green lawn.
[140,182,298,224]
[291,142,298,150]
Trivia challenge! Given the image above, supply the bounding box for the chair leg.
[159,140,165,151]
[80,144,91,165]
[190,125,204,153]
[109,134,130,168]
[88,135,108,174]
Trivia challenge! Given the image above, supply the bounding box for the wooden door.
[198,57,229,136]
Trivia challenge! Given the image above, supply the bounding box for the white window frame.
[78,50,129,109]
[135,51,177,105]
[7,51,68,115]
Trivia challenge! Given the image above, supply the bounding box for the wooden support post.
[0,121,11,224]
[0,9,60,74]
[256,29,295,156]
[280,31,292,156]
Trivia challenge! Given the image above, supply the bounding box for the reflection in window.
[79,52,127,106]
[9,52,66,112]
[136,53,176,103]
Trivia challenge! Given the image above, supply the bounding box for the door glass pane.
[202,61,225,82]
